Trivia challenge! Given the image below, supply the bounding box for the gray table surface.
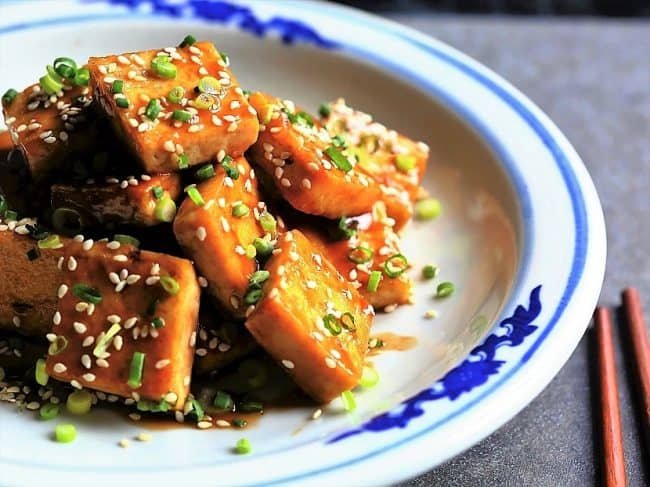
[378,15,650,487]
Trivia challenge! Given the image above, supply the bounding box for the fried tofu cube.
[0,218,65,338]
[321,98,429,206]
[245,230,373,403]
[51,173,181,227]
[247,92,412,228]
[45,239,200,408]
[2,82,96,180]
[174,156,267,317]
[88,41,259,174]
[299,204,413,310]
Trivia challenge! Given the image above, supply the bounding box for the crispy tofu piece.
[299,206,413,309]
[247,92,412,228]
[2,82,96,180]
[51,173,181,227]
[0,219,65,338]
[174,156,267,317]
[321,98,429,205]
[45,239,200,408]
[245,230,373,403]
[88,41,258,173]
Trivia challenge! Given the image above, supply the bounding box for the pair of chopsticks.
[595,288,650,487]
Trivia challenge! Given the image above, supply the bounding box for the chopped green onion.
[66,390,92,415]
[286,110,314,127]
[340,390,357,412]
[194,93,216,110]
[347,246,373,264]
[53,57,77,79]
[360,365,379,388]
[318,102,331,118]
[239,400,263,413]
[185,184,205,206]
[436,281,455,298]
[220,51,230,66]
[383,253,408,278]
[179,34,197,48]
[259,212,276,234]
[172,109,192,122]
[367,270,382,292]
[220,155,239,179]
[92,323,121,358]
[195,164,215,181]
[127,352,145,389]
[113,234,140,248]
[73,67,90,86]
[146,298,159,317]
[415,198,442,221]
[48,336,68,356]
[72,283,102,305]
[395,154,417,172]
[245,244,256,259]
[160,276,180,295]
[232,203,250,218]
[168,86,185,103]
[4,210,17,221]
[189,397,204,420]
[35,358,49,386]
[145,99,161,120]
[39,72,63,95]
[52,207,82,235]
[337,217,357,240]
[249,270,270,288]
[115,97,130,109]
[54,423,77,443]
[39,403,59,421]
[151,317,165,329]
[243,288,263,305]
[324,146,352,172]
[232,419,247,428]
[323,314,341,336]
[422,264,438,279]
[331,134,347,149]
[176,153,189,169]
[155,197,177,222]
[2,88,18,106]
[252,237,273,259]
[137,398,170,413]
[111,79,124,94]
[27,247,40,261]
[212,390,234,411]
[234,438,252,455]
[38,234,62,249]
[340,312,356,332]
[198,76,221,95]
[151,56,177,79]
[151,186,164,200]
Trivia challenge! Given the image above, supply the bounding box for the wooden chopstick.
[595,307,627,487]
[622,288,650,439]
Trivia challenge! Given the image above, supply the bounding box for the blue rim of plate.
[0,1,588,483]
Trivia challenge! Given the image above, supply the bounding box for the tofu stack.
[0,35,430,422]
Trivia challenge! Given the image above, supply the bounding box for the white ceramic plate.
[0,1,606,485]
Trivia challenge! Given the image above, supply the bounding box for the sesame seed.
[280,178,291,188]
[189,331,197,347]
[44,136,57,144]
[107,314,121,324]
[67,256,78,271]
[424,309,438,319]
[113,254,128,262]
[119,439,130,448]
[124,317,138,329]
[82,239,94,251]
[220,217,230,232]
[227,122,237,132]
[70,380,83,390]
[188,124,202,133]
[82,373,96,382]
[57,284,68,298]
[325,357,336,368]
[53,363,67,373]
[281,359,295,369]
[198,66,208,75]
[26,401,40,411]
[190,55,202,65]
[229,295,240,309]
[113,335,123,351]
[311,408,323,420]
[145,276,160,285]
[155,359,171,369]
[75,302,89,312]
[196,348,207,357]
[197,421,212,429]
[384,304,398,313]
[163,140,176,152]
[107,240,121,250]
[126,274,141,285]
[118,55,130,65]
[96,358,109,368]
[73,322,87,334]
[195,226,207,241]
[46,333,57,342]
[128,413,141,421]
[82,336,95,347]
[198,276,208,288]
[59,131,69,142]
[136,432,152,442]
[81,355,92,369]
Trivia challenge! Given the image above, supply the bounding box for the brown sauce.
[369,332,418,356]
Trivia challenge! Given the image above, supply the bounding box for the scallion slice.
[150,55,177,79]
[154,197,177,222]
[160,276,180,295]
[324,146,352,172]
[436,281,455,298]
[72,283,102,305]
[38,234,63,249]
[172,109,192,122]
[178,34,197,48]
[259,212,276,234]
[213,390,234,411]
[318,102,331,118]
[53,57,78,79]
[367,270,382,293]
[185,184,205,206]
[340,312,356,332]
[116,97,130,109]
[243,288,263,305]
[66,390,92,415]
[54,423,77,443]
[252,237,273,259]
[347,246,373,264]
[198,76,221,95]
[248,270,270,288]
[232,202,250,218]
[422,264,438,279]
[221,155,239,179]
[167,86,185,103]
[113,234,140,248]
[92,323,121,358]
[48,336,68,356]
[383,253,408,278]
[337,217,357,240]
[340,390,357,412]
[2,88,18,106]
[323,314,342,336]
[145,99,161,120]
[220,51,230,66]
[239,400,263,413]
[195,164,215,181]
[35,358,49,386]
[234,438,252,455]
[39,403,59,421]
[194,93,216,110]
[415,198,442,221]
[127,351,145,389]
[151,186,164,200]
[360,365,380,388]
[39,72,63,95]
[151,317,165,329]
[395,154,417,172]
[176,153,189,169]
[73,67,90,87]
[111,79,124,94]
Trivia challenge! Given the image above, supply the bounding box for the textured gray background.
[380,16,650,487]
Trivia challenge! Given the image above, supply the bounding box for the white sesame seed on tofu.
[325,357,337,369]
[281,359,295,369]
[82,336,94,347]
[57,284,69,299]
[53,363,67,373]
